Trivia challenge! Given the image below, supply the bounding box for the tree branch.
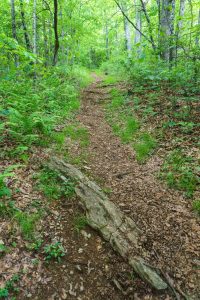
[113,0,156,51]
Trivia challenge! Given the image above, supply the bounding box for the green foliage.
[44,242,65,262]
[0,201,17,218]
[14,211,40,240]
[120,117,140,143]
[107,87,157,162]
[65,124,89,147]
[109,88,124,108]
[0,288,8,299]
[74,215,88,232]
[133,133,157,162]
[0,199,40,240]
[0,166,18,198]
[26,239,43,251]
[0,67,85,152]
[0,274,20,299]
[193,200,200,216]
[160,150,199,197]
[38,167,75,201]
[0,243,8,257]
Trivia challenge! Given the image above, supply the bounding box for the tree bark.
[121,2,132,57]
[139,0,156,52]
[33,0,37,56]
[160,0,175,63]
[114,0,156,51]
[175,0,186,61]
[195,9,200,47]
[10,0,19,67]
[47,158,168,291]
[19,0,31,51]
[53,0,60,66]
[134,0,142,56]
[105,21,109,60]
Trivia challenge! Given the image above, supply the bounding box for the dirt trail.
[75,76,200,299]
[3,76,199,300]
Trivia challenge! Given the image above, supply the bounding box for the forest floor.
[0,75,199,300]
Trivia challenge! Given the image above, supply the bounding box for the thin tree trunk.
[139,0,156,52]
[160,0,175,63]
[19,0,31,51]
[134,0,142,56]
[42,0,49,66]
[33,0,37,56]
[121,2,132,57]
[43,19,49,66]
[53,0,59,66]
[156,0,161,50]
[175,0,186,61]
[10,0,19,67]
[105,21,109,60]
[188,0,194,52]
[195,9,200,47]
[114,0,155,51]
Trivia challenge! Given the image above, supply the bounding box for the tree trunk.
[121,2,132,57]
[105,21,109,60]
[33,0,37,56]
[10,0,19,67]
[47,158,168,291]
[195,9,200,47]
[19,0,31,51]
[42,0,49,66]
[175,0,186,61]
[139,0,156,52]
[53,0,60,66]
[156,0,161,49]
[134,0,142,56]
[160,0,175,63]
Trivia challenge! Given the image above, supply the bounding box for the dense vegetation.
[0,0,199,298]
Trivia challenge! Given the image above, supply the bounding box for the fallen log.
[47,157,168,291]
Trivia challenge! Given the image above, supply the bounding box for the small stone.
[61,289,67,299]
[80,282,84,292]
[52,211,59,216]
[78,248,84,254]
[81,230,91,240]
[75,265,82,272]
[27,293,32,298]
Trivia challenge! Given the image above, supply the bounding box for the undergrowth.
[106,87,156,162]
[37,167,75,201]
[160,150,199,198]
[0,66,91,158]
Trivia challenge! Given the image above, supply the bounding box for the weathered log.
[47,157,168,291]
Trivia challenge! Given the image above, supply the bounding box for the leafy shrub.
[38,167,75,201]
[44,242,65,262]
[0,65,90,152]
[160,150,199,197]
[0,274,20,299]
[0,166,18,198]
